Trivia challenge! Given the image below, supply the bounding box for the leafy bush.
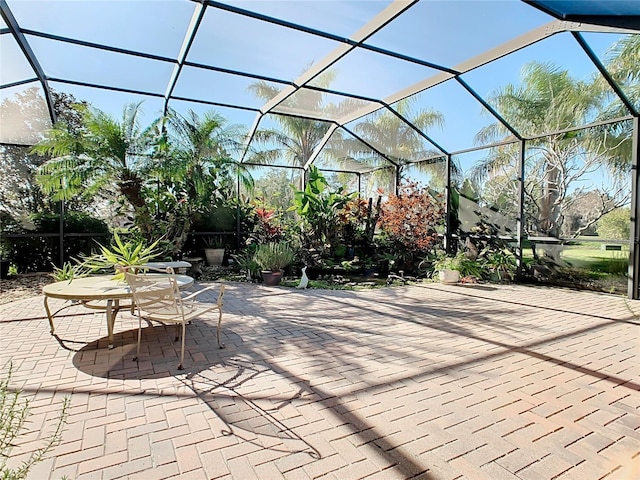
[49,261,90,282]
[483,251,517,281]
[289,166,355,254]
[246,204,284,245]
[204,236,226,249]
[597,208,630,240]
[31,212,109,234]
[433,252,483,278]
[232,245,261,281]
[338,196,381,252]
[2,211,109,272]
[192,206,237,232]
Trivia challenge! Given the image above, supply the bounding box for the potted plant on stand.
[204,236,225,266]
[253,242,295,286]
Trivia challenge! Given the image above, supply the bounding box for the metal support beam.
[240,112,266,164]
[248,0,419,128]
[456,77,522,140]
[340,125,399,168]
[629,117,640,300]
[58,200,64,266]
[164,2,206,115]
[445,154,453,253]
[304,124,338,169]
[0,77,39,90]
[0,0,56,124]
[22,28,176,64]
[236,171,241,249]
[384,104,449,155]
[516,140,526,280]
[49,77,165,98]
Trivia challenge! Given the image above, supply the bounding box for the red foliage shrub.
[248,205,283,244]
[378,182,445,256]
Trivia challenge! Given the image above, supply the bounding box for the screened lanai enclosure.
[1,0,639,297]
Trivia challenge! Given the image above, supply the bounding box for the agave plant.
[81,232,161,280]
[49,261,90,283]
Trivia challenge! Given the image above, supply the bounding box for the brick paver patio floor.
[1,281,639,479]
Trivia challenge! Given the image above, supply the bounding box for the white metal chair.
[125,266,225,370]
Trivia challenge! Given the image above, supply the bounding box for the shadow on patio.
[1,282,639,479]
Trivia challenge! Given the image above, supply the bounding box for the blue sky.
[0,0,633,155]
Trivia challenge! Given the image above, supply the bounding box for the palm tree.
[155,108,254,250]
[593,34,640,172]
[33,102,157,238]
[246,70,346,168]
[600,34,640,112]
[249,73,446,193]
[349,97,445,191]
[161,108,252,201]
[472,61,628,237]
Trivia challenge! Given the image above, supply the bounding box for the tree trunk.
[118,173,153,239]
[539,161,561,237]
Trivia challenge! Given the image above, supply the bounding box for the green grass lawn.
[559,244,628,274]
[521,242,628,294]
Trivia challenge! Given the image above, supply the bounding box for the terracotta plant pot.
[261,270,283,286]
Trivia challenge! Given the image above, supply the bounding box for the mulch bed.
[0,273,53,305]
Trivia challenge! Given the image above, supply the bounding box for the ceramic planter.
[204,248,225,266]
[439,269,460,284]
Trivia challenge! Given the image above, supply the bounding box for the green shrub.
[377,182,444,272]
[2,211,109,273]
[232,246,261,280]
[31,212,110,234]
[483,251,517,281]
[433,252,483,278]
[597,208,630,240]
[192,206,237,232]
[49,261,90,282]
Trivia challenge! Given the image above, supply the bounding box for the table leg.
[106,299,120,349]
[44,295,55,334]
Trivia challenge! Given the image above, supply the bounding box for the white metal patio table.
[42,274,194,348]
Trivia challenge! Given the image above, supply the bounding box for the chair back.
[216,284,225,308]
[125,267,182,317]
